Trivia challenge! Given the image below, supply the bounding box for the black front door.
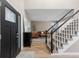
[1,0,21,58]
[1,21,11,58]
[1,5,17,58]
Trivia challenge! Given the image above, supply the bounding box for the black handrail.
[47,9,74,32]
[52,10,79,33]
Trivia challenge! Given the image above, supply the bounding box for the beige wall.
[31,21,55,31]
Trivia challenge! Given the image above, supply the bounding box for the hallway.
[17,38,50,58]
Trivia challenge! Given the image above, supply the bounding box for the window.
[5,7,16,23]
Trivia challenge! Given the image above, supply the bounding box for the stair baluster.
[46,10,79,53]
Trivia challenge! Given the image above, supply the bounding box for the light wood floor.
[17,38,50,58]
[23,38,50,58]
[17,38,79,58]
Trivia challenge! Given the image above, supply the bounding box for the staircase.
[45,9,79,54]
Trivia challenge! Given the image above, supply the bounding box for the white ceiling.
[25,9,70,21]
[24,0,77,21]
[24,0,79,9]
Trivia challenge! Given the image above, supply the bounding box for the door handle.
[16,33,19,39]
